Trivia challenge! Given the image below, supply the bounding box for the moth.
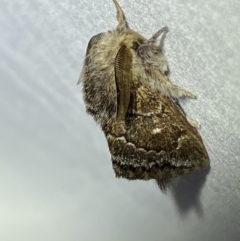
[78,0,210,185]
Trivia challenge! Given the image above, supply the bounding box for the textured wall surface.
[0,0,239,240]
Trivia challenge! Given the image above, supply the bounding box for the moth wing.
[106,84,209,180]
[78,33,105,85]
[85,33,105,56]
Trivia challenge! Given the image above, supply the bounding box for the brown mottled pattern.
[106,85,209,180]
[79,0,210,183]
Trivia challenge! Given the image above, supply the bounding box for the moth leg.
[166,82,197,99]
[186,116,200,129]
[154,71,197,99]
[145,26,197,100]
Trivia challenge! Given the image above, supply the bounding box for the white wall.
[0,0,239,240]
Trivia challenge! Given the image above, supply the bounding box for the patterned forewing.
[106,85,209,180]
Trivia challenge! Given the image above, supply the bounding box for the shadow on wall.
[161,166,211,216]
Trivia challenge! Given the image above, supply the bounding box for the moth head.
[113,0,169,74]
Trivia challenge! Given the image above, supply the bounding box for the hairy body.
[79,0,209,184]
